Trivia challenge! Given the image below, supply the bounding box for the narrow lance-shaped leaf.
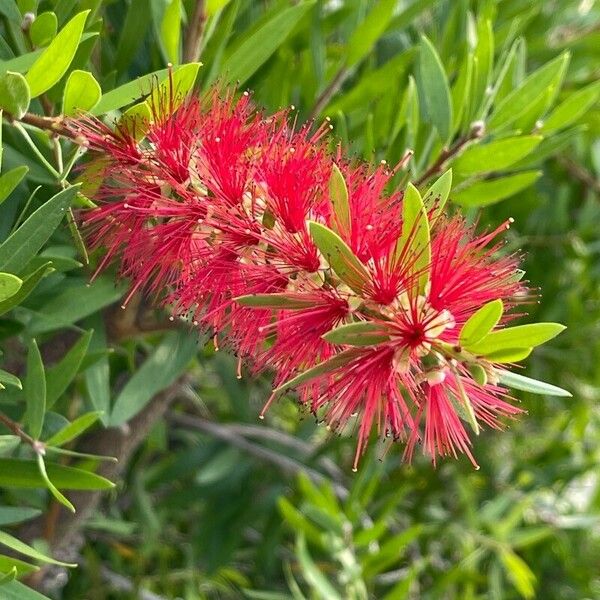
[160,0,182,65]
[0,166,29,206]
[540,81,600,133]
[0,273,22,302]
[308,221,370,294]
[36,454,75,513]
[235,293,320,310]
[496,370,572,397]
[423,169,452,220]
[0,529,75,567]
[24,339,45,440]
[322,322,390,347]
[395,183,431,294]
[328,163,350,233]
[44,412,103,447]
[460,299,504,348]
[26,10,90,98]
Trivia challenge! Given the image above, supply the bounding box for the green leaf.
[277,498,322,546]
[471,18,494,120]
[235,293,319,309]
[0,71,30,118]
[328,163,350,233]
[119,101,152,140]
[0,166,29,205]
[0,273,22,302]
[0,566,17,584]
[62,69,101,116]
[92,62,200,115]
[452,171,541,207]
[160,0,181,64]
[418,35,453,144]
[29,12,58,47]
[346,0,396,67]
[109,330,198,426]
[540,81,600,133]
[0,370,21,389]
[0,437,19,455]
[485,347,533,363]
[0,262,54,317]
[26,10,89,98]
[451,51,473,134]
[488,53,570,131]
[24,339,45,440]
[496,370,572,397]
[452,136,542,176]
[36,453,75,513]
[322,322,389,346]
[45,411,102,447]
[308,221,370,294]
[274,348,362,395]
[499,548,536,599]
[0,580,52,599]
[469,323,566,355]
[0,528,75,567]
[0,555,37,577]
[0,186,78,274]
[296,534,342,600]
[28,276,125,335]
[460,300,504,347]
[0,507,41,526]
[423,169,452,219]
[45,330,93,408]
[221,2,314,85]
[0,458,115,490]
[395,183,430,294]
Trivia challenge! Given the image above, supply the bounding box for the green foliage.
[0,1,597,598]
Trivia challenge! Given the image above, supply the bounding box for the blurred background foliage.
[0,0,598,598]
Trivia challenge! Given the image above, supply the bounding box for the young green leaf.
[498,547,536,599]
[0,262,54,317]
[0,186,78,273]
[346,0,396,67]
[469,323,565,355]
[62,70,101,116]
[308,221,370,294]
[35,454,75,513]
[0,166,29,205]
[423,169,452,219]
[488,52,570,131]
[460,299,504,348]
[0,528,75,567]
[160,0,182,65]
[221,2,314,85]
[452,136,542,176]
[485,347,533,363]
[418,35,453,144]
[395,183,430,294]
[45,330,93,408]
[540,81,600,134]
[322,322,389,346]
[44,412,103,447]
[496,370,571,397]
[452,171,541,207]
[24,339,45,440]
[0,369,21,389]
[274,348,363,395]
[29,11,58,47]
[0,273,22,302]
[235,293,319,309]
[26,10,90,98]
[0,458,115,490]
[0,71,30,118]
[328,163,350,233]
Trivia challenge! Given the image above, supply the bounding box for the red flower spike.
[73,82,562,471]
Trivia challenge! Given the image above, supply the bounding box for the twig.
[10,112,77,140]
[558,155,600,195]
[168,412,349,498]
[183,0,207,63]
[0,411,36,446]
[307,65,350,122]
[413,122,486,188]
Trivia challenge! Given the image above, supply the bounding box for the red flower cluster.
[72,83,558,470]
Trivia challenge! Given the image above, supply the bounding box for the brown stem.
[0,411,36,446]
[558,155,600,195]
[413,122,485,188]
[183,0,207,63]
[10,112,77,140]
[307,65,350,122]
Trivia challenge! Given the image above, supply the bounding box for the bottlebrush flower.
[71,82,569,470]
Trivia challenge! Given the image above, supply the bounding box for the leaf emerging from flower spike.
[468,323,565,356]
[308,221,370,294]
[395,183,431,294]
[460,299,504,348]
[423,168,452,221]
[322,322,390,346]
[485,347,533,364]
[328,163,351,233]
[497,370,571,397]
[235,293,320,309]
[274,348,364,395]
